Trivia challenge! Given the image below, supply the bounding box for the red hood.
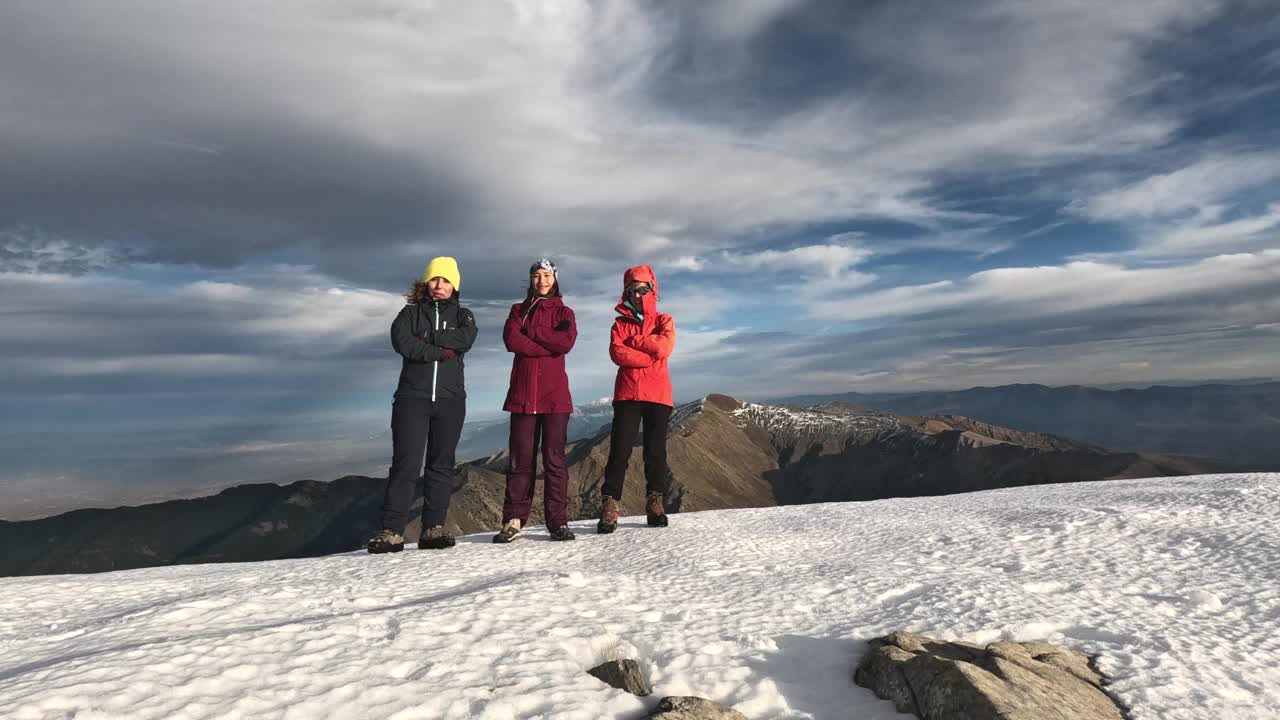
[616,264,658,327]
[623,264,658,297]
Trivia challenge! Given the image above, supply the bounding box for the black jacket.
[391,297,478,400]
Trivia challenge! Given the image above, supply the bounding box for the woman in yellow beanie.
[368,256,478,553]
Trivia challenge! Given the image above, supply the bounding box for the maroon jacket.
[502,296,577,414]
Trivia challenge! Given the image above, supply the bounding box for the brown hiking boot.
[646,493,668,527]
[492,519,522,544]
[420,525,456,550]
[367,528,404,554]
[596,496,621,534]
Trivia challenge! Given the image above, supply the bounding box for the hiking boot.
[492,519,522,544]
[419,525,456,550]
[549,526,576,541]
[367,528,404,554]
[646,493,668,527]
[596,496,620,534]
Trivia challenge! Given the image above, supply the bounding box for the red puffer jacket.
[609,264,675,407]
[502,296,577,414]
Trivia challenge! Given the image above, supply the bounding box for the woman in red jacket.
[494,258,578,543]
[598,263,676,534]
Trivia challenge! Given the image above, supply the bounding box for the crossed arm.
[432,308,478,352]
[391,306,451,362]
[528,309,577,354]
[626,314,675,359]
[391,305,478,362]
[610,315,675,368]
[503,306,578,357]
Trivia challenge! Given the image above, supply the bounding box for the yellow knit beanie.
[423,256,461,290]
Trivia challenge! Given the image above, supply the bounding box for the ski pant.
[502,412,570,529]
[601,400,671,501]
[380,396,466,533]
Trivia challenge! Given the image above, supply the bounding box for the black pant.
[601,400,671,501]
[381,396,466,533]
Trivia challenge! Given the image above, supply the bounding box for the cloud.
[1082,151,1280,220]
[0,227,142,275]
[1150,204,1280,255]
[811,250,1280,323]
[720,242,872,277]
[0,0,1230,291]
[1071,149,1280,258]
[668,256,706,272]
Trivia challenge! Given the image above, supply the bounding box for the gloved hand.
[554,319,571,331]
[441,349,458,361]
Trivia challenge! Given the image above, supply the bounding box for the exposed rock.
[645,696,750,719]
[854,630,1127,720]
[587,658,651,696]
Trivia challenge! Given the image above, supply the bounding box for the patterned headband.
[530,258,558,278]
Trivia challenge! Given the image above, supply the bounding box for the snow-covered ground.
[2,474,1278,720]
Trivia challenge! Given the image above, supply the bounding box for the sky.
[2,0,1279,516]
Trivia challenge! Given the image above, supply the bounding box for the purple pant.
[504,412,570,529]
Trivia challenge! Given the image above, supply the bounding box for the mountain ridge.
[0,393,1238,576]
[773,381,1280,466]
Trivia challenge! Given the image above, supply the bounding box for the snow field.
[1,473,1278,719]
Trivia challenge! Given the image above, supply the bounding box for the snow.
[2,473,1279,720]
[732,401,896,445]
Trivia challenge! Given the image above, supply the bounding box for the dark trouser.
[503,412,570,529]
[601,400,671,501]
[381,396,466,533]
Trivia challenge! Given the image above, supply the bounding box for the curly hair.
[405,280,458,304]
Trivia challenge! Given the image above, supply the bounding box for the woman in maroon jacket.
[494,258,578,543]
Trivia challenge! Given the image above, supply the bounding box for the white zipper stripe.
[431,303,441,402]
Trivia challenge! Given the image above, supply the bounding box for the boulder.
[587,658,651,696]
[645,696,750,719]
[854,630,1127,720]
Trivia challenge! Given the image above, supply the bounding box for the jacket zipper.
[431,302,441,402]
[524,299,541,415]
[530,307,538,415]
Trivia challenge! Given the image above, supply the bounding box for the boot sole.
[646,517,668,527]
[368,544,404,554]
[492,532,521,544]
[419,539,456,550]
[596,523,616,534]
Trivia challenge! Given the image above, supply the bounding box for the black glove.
[554,320,571,331]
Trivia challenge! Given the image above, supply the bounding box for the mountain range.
[777,382,1280,467]
[0,394,1231,577]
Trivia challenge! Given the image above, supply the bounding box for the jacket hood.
[623,264,658,297]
